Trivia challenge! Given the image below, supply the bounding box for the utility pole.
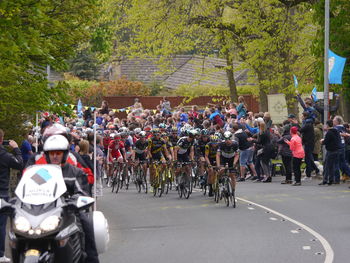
[323,0,330,125]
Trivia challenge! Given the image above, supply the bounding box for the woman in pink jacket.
[284,126,305,185]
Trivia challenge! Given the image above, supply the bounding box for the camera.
[2,140,10,146]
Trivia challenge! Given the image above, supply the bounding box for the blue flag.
[293,75,298,89]
[329,50,346,84]
[311,87,317,102]
[77,99,82,115]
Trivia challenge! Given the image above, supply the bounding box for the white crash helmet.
[43,135,70,164]
[43,135,69,152]
[223,131,233,140]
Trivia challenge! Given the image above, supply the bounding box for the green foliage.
[110,0,316,111]
[0,0,102,138]
[69,49,100,81]
[312,0,350,97]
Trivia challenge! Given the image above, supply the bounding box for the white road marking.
[303,246,311,250]
[237,197,334,263]
[269,217,278,221]
[291,230,299,234]
[247,207,255,210]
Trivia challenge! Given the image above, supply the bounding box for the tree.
[112,0,241,102]
[0,0,102,137]
[312,0,350,119]
[228,0,316,112]
[66,76,150,106]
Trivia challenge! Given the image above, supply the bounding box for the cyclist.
[147,128,170,188]
[174,129,195,183]
[194,129,210,178]
[205,134,220,196]
[132,131,149,182]
[169,126,179,146]
[216,131,239,190]
[162,132,174,162]
[107,133,125,186]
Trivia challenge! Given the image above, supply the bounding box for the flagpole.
[93,111,97,211]
[324,0,330,125]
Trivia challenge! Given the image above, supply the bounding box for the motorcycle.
[0,164,109,263]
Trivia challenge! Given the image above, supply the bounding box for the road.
[99,176,350,263]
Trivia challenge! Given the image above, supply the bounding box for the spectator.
[20,133,34,166]
[319,120,341,185]
[300,111,319,180]
[276,123,293,184]
[284,126,305,186]
[99,100,109,115]
[333,115,350,183]
[237,96,248,119]
[0,129,23,262]
[160,96,171,116]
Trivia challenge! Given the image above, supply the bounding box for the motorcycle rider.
[29,134,100,263]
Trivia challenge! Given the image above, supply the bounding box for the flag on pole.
[311,86,318,102]
[77,99,82,115]
[293,75,298,89]
[328,49,346,84]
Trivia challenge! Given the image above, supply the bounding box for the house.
[104,55,254,89]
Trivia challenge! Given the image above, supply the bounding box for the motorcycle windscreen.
[15,165,67,205]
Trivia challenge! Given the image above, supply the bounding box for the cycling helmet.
[134,128,142,134]
[139,131,147,137]
[42,123,68,142]
[152,128,160,134]
[161,132,168,138]
[210,134,220,143]
[43,135,70,164]
[189,129,198,138]
[214,132,223,139]
[201,129,210,136]
[159,123,167,129]
[223,131,233,140]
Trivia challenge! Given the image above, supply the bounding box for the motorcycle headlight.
[40,216,60,232]
[14,216,31,233]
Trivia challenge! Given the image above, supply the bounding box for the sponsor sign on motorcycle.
[15,165,67,205]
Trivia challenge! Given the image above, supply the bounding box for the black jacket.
[323,128,341,152]
[300,120,315,147]
[60,163,90,197]
[0,146,23,197]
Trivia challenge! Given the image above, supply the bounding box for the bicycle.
[218,166,236,208]
[164,161,175,195]
[199,168,208,196]
[212,167,220,203]
[150,161,165,197]
[134,160,148,194]
[176,162,193,199]
[112,162,130,194]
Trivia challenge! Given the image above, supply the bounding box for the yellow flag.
[70,105,75,109]
[85,106,89,110]
[153,109,157,114]
[126,110,130,114]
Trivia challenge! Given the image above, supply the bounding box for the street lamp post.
[323,0,330,125]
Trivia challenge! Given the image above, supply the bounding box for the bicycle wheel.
[143,174,148,194]
[125,166,130,190]
[214,181,220,203]
[158,171,164,198]
[114,171,121,194]
[165,169,171,195]
[178,175,183,198]
[137,168,142,193]
[111,169,118,193]
[225,181,230,207]
[184,174,191,199]
[232,188,236,208]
